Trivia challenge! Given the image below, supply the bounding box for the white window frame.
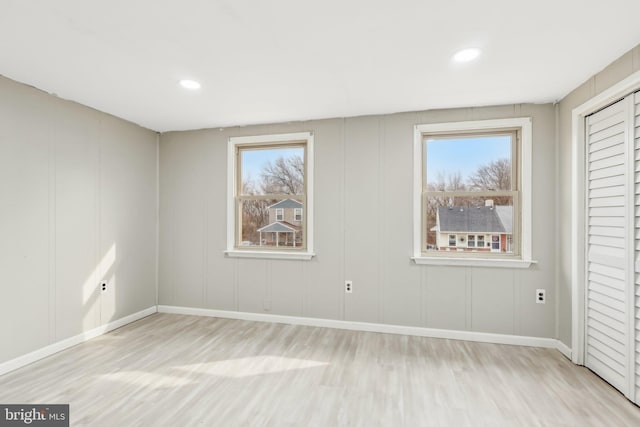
[275,208,284,221]
[468,234,476,248]
[412,118,534,268]
[294,208,302,221]
[448,234,456,247]
[225,131,315,260]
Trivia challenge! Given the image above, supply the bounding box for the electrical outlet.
[536,289,546,304]
[345,280,353,294]
[100,281,107,293]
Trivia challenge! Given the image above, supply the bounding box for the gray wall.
[160,104,557,338]
[557,44,640,347]
[0,75,158,364]
[3,42,639,367]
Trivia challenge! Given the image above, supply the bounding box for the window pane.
[240,198,305,248]
[425,135,512,191]
[468,235,475,247]
[241,146,305,195]
[425,196,514,254]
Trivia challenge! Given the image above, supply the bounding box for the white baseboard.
[0,305,573,378]
[0,306,157,376]
[555,340,572,360]
[158,305,563,350]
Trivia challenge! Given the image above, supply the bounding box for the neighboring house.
[432,200,513,252]
[257,199,303,246]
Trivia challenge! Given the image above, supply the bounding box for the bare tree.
[467,158,512,206]
[240,177,269,243]
[261,155,304,195]
[468,158,511,191]
[425,170,466,247]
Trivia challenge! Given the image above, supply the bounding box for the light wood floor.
[1,314,640,426]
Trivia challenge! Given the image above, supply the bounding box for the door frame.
[571,70,640,400]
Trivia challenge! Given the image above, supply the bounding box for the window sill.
[411,256,537,269]
[225,250,315,261]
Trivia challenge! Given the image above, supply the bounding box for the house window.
[413,118,533,266]
[449,234,456,246]
[226,132,314,260]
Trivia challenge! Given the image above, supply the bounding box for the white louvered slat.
[587,355,625,391]
[587,298,625,324]
[587,326,626,355]
[588,289,625,312]
[588,270,626,291]
[589,143,624,162]
[590,153,625,171]
[589,206,624,217]
[588,124,625,146]
[589,133,625,154]
[590,98,626,122]
[590,215,625,227]
[590,163,625,179]
[588,225,625,238]
[586,343,625,375]
[586,98,630,398]
[589,110,626,135]
[588,235,624,249]
[588,195,625,208]
[635,91,640,405]
[588,281,625,302]
[588,314,626,344]
[588,261,625,280]
[590,185,625,199]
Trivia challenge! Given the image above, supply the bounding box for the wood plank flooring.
[1,313,640,426]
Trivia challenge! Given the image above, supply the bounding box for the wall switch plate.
[536,289,546,304]
[100,281,107,293]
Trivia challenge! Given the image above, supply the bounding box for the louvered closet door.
[633,90,640,404]
[586,97,631,396]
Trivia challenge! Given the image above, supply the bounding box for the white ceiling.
[1,0,639,132]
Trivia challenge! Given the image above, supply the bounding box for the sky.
[425,135,511,185]
[240,136,509,186]
[241,147,304,183]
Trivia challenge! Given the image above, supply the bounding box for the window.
[226,132,314,260]
[412,118,533,267]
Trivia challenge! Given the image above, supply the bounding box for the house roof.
[495,206,513,234]
[437,206,512,234]
[268,199,303,210]
[258,221,302,233]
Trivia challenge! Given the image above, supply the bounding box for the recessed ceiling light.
[452,48,481,63]
[179,79,201,90]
